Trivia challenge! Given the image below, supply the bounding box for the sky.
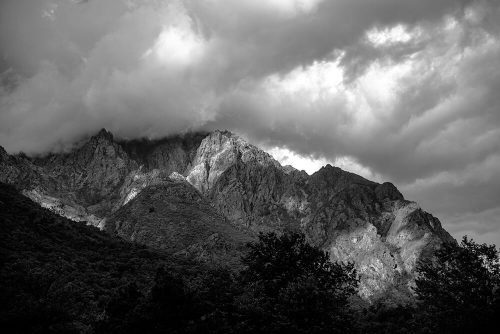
[1,0,499,247]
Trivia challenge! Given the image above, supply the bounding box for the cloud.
[0,0,218,152]
[1,0,500,245]
[401,153,500,246]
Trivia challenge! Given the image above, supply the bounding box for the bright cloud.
[366,24,421,46]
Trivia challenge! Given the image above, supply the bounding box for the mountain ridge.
[0,128,455,301]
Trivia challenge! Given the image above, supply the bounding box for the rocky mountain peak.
[0,128,456,302]
[315,163,368,179]
[93,128,114,142]
[323,163,336,170]
[375,182,404,201]
[0,146,8,161]
[79,129,130,162]
[186,130,283,195]
[207,130,280,166]
[308,163,378,199]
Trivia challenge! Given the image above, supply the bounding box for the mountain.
[0,129,455,301]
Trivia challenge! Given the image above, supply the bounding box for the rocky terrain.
[0,128,455,301]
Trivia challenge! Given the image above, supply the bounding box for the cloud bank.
[1,0,499,246]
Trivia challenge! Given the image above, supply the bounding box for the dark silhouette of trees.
[414,236,500,333]
[0,182,168,333]
[0,180,362,334]
[11,180,500,333]
[236,232,359,333]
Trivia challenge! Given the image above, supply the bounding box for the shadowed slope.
[0,181,170,332]
[105,179,255,264]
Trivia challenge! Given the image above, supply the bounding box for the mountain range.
[0,128,455,301]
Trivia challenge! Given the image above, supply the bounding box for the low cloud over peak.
[1,0,500,246]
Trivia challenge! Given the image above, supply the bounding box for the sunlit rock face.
[187,130,305,233]
[0,128,455,301]
[188,133,454,300]
[186,130,283,194]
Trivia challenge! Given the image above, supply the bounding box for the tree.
[414,236,500,333]
[236,232,358,333]
[98,282,143,333]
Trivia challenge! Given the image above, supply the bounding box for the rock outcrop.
[0,128,455,301]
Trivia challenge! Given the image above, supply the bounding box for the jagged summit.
[93,128,114,141]
[375,182,404,201]
[117,131,208,172]
[0,127,455,301]
[212,129,237,137]
[0,145,8,160]
[317,164,365,180]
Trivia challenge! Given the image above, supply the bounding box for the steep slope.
[105,175,254,264]
[0,181,169,332]
[0,146,83,221]
[117,132,207,173]
[0,146,53,189]
[30,129,139,219]
[305,166,455,299]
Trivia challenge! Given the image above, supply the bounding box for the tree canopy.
[236,232,359,333]
[414,236,500,333]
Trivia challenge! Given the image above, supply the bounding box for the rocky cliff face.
[0,129,455,301]
[183,133,455,299]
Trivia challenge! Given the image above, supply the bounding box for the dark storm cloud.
[0,0,466,154]
[184,0,465,81]
[1,0,499,245]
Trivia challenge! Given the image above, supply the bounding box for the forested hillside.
[1,182,498,333]
[0,182,358,333]
[0,182,238,333]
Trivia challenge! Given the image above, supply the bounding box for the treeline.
[358,236,500,333]
[0,182,172,333]
[1,182,499,333]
